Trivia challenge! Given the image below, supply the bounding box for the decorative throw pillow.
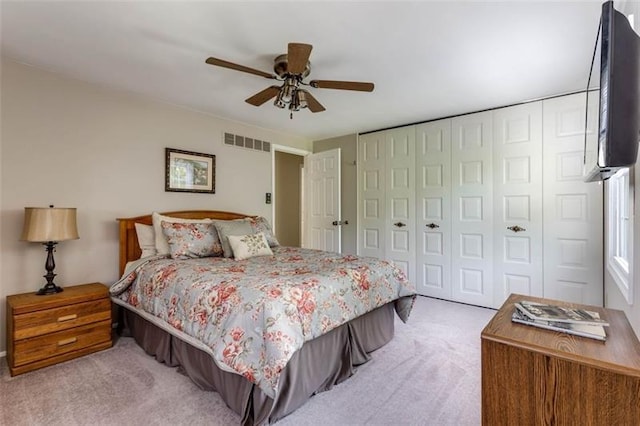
[161,221,223,259]
[228,232,273,260]
[152,212,212,255]
[247,216,280,247]
[213,219,254,258]
[134,223,157,258]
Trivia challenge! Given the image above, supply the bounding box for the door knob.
[426,223,440,229]
[394,222,406,228]
[507,225,526,233]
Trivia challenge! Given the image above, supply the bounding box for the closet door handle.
[426,223,440,229]
[507,225,526,233]
[394,222,407,228]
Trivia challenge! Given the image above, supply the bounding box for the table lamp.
[21,205,79,295]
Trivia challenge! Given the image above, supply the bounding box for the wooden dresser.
[6,282,112,376]
[481,294,640,425]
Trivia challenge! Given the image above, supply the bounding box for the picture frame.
[165,148,216,194]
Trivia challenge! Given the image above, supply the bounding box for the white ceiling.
[1,1,609,141]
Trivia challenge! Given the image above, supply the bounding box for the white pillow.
[151,212,212,255]
[134,223,157,258]
[228,232,273,260]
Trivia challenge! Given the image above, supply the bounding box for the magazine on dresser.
[515,300,610,326]
[511,306,607,341]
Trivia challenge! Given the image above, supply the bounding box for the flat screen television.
[584,1,640,182]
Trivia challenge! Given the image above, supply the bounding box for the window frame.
[606,167,634,304]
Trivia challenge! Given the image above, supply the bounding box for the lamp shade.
[21,207,79,242]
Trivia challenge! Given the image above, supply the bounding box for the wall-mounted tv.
[584,1,640,182]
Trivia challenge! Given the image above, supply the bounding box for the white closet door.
[493,102,544,307]
[416,120,452,298]
[304,148,342,252]
[542,93,603,305]
[451,112,494,307]
[358,132,386,259]
[385,127,416,283]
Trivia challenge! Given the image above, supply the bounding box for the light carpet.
[0,296,495,425]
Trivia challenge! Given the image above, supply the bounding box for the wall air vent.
[224,132,271,153]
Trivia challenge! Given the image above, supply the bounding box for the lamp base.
[36,241,64,296]
[36,283,64,295]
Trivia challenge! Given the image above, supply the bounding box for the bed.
[112,210,416,425]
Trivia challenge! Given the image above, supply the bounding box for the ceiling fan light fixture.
[298,90,308,109]
[281,88,293,103]
[290,90,301,111]
[274,90,286,108]
[281,77,297,103]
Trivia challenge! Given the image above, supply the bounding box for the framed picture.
[165,148,216,193]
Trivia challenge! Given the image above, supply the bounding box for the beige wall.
[0,59,310,353]
[313,134,357,255]
[274,151,304,246]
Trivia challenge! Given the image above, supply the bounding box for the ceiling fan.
[205,42,375,118]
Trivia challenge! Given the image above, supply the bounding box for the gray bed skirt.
[120,301,396,425]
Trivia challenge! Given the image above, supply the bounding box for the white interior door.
[542,93,603,305]
[358,132,386,259]
[385,127,416,283]
[451,111,494,307]
[416,120,452,298]
[304,148,341,253]
[493,102,544,307]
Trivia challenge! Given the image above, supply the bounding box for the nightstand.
[481,294,640,425]
[6,282,112,376]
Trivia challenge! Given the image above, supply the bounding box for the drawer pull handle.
[57,337,78,346]
[426,223,440,229]
[57,314,78,322]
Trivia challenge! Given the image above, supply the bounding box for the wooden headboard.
[117,210,252,276]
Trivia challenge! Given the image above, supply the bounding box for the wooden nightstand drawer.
[6,282,113,376]
[13,298,111,340]
[13,319,111,367]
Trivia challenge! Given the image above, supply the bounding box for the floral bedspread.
[111,246,416,398]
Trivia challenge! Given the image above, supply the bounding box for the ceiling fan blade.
[287,43,313,74]
[245,86,281,106]
[205,57,275,79]
[310,80,375,92]
[300,90,326,113]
